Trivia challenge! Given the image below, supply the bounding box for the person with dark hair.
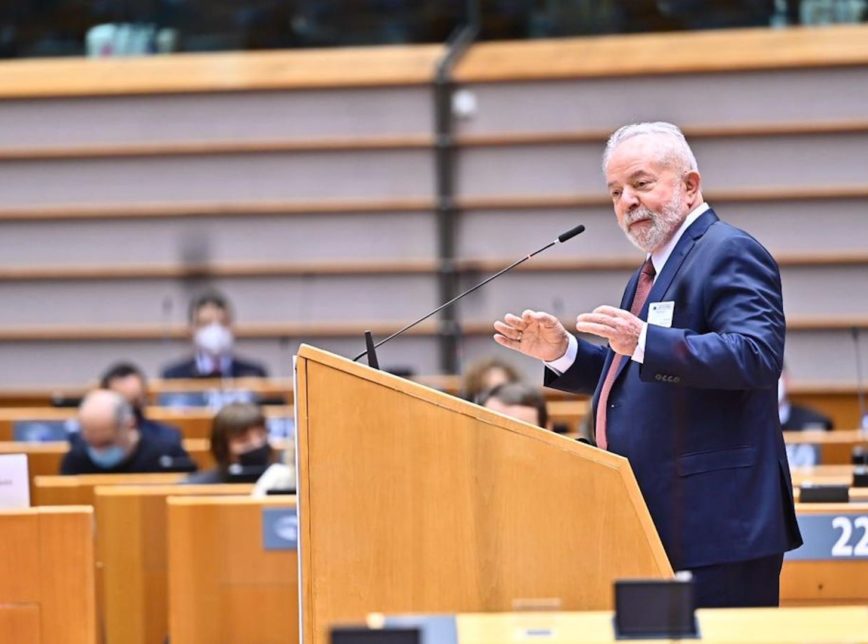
[161,290,268,379]
[61,390,193,475]
[478,382,548,428]
[460,356,521,402]
[99,361,183,446]
[186,402,275,483]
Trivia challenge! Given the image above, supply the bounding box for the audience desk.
[95,484,254,644]
[168,495,299,644]
[0,506,96,644]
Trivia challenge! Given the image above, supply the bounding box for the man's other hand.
[493,310,570,362]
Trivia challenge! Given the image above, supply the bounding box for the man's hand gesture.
[493,310,570,362]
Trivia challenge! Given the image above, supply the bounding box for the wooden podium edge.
[293,344,672,642]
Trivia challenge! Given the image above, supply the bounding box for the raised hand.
[575,305,644,356]
[493,309,570,362]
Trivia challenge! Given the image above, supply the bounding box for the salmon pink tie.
[595,258,656,450]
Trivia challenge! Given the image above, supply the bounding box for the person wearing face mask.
[98,361,184,446]
[160,290,268,379]
[60,389,194,475]
[186,402,275,484]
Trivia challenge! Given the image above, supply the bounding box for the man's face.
[194,303,231,331]
[81,411,130,451]
[605,135,691,253]
[107,374,147,411]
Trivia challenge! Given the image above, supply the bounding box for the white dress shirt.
[546,202,710,373]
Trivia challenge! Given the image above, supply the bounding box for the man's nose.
[621,186,640,207]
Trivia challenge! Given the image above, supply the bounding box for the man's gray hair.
[602,122,699,175]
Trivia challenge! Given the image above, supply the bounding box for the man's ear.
[683,170,702,205]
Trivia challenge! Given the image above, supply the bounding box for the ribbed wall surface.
[0,52,866,386]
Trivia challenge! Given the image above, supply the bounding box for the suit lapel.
[611,209,719,382]
[641,209,719,315]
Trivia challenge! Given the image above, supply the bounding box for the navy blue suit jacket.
[546,210,802,569]
[161,356,268,379]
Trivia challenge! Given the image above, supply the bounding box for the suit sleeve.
[641,234,785,390]
[543,335,608,395]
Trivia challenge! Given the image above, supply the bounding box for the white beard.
[620,187,687,253]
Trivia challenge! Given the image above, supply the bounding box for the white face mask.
[194,323,234,357]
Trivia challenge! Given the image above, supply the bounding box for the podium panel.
[295,345,670,644]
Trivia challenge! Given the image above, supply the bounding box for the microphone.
[852,327,867,430]
[353,224,586,363]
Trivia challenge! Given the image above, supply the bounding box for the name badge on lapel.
[648,301,674,328]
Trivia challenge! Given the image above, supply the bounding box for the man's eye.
[610,190,621,199]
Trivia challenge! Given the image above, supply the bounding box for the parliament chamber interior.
[1,1,867,642]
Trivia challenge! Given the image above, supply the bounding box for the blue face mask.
[87,444,127,469]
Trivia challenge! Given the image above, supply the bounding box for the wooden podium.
[294,345,671,644]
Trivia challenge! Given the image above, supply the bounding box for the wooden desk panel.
[95,484,253,644]
[33,473,185,506]
[0,507,96,644]
[781,503,868,606]
[168,496,298,644]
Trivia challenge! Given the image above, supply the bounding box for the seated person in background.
[61,390,194,475]
[186,403,276,484]
[779,369,833,431]
[478,382,548,428]
[460,356,521,402]
[161,290,268,379]
[99,361,183,445]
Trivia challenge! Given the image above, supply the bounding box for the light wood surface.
[0,135,433,161]
[33,472,185,506]
[167,495,299,644]
[1,24,867,99]
[0,506,96,644]
[95,484,253,644]
[296,344,671,644]
[781,503,868,606]
[0,45,444,98]
[0,441,67,499]
[0,197,433,222]
[785,430,868,465]
[454,24,868,82]
[791,465,857,487]
[453,605,868,643]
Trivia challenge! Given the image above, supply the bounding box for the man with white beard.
[493,122,802,608]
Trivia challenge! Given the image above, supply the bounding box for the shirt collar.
[195,352,232,376]
[649,201,710,277]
